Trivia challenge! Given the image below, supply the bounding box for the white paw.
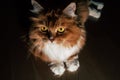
[66,60,80,72]
[50,63,65,76]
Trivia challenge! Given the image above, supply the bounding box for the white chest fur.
[42,40,81,62]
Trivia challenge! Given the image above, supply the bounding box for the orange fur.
[29,9,86,62]
[28,0,90,76]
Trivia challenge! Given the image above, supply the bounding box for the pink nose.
[49,37,54,42]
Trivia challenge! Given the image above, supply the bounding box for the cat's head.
[29,0,86,46]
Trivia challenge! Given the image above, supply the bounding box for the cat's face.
[29,1,87,61]
[29,11,84,47]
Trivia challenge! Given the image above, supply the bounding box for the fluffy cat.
[29,0,88,76]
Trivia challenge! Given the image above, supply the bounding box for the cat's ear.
[30,0,44,14]
[63,2,76,17]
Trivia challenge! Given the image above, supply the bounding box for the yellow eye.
[40,26,48,32]
[57,27,65,33]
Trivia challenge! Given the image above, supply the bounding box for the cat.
[29,0,88,76]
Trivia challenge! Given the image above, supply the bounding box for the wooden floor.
[10,34,120,80]
[7,0,120,80]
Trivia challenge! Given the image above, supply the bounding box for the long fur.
[28,0,88,76]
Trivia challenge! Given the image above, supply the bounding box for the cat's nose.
[49,36,54,42]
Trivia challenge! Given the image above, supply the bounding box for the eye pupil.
[60,28,62,30]
[43,27,45,29]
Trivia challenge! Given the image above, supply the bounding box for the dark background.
[2,0,120,80]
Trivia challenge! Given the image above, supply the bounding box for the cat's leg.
[49,62,65,76]
[65,55,80,72]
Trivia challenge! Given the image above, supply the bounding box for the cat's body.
[29,0,88,76]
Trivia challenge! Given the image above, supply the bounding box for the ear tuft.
[63,2,76,17]
[30,0,44,14]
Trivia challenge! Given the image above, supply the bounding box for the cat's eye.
[40,26,48,32]
[57,27,65,33]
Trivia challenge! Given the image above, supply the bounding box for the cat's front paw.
[50,63,65,76]
[66,60,80,72]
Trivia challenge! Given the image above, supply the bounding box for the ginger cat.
[29,0,88,76]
